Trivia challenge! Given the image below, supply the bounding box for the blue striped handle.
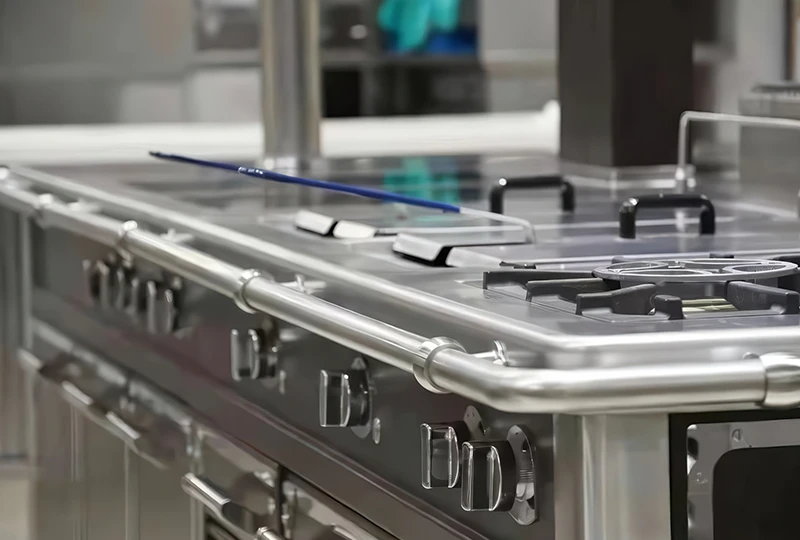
[149,151,462,213]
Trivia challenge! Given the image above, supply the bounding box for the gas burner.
[593,258,798,283]
[482,253,800,320]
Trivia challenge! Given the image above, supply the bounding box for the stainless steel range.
[3,149,800,540]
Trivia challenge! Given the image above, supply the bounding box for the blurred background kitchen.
[0,0,792,130]
[2,2,800,539]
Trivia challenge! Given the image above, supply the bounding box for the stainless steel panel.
[28,357,78,540]
[23,341,127,540]
[0,209,27,459]
[14,152,800,540]
[31,289,494,540]
[24,326,197,540]
[192,427,280,538]
[138,457,192,540]
[581,415,672,540]
[84,421,126,540]
[126,378,194,540]
[283,475,395,540]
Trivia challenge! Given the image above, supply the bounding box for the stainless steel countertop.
[18,154,800,341]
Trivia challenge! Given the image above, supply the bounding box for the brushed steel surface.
[259,0,322,164]
[8,154,800,540]
[31,291,528,540]
[1,179,795,414]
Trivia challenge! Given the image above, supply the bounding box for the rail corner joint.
[760,352,800,408]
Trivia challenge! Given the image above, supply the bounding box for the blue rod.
[149,151,462,213]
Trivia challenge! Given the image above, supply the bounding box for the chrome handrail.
[3,180,800,413]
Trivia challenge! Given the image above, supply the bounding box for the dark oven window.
[713,446,800,540]
[671,411,800,540]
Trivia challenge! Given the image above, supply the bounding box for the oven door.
[124,376,194,540]
[20,338,130,540]
[282,475,397,540]
[680,414,800,540]
[184,426,279,540]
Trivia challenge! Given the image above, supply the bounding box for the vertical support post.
[0,210,28,461]
[558,0,693,168]
[260,0,322,169]
[580,415,673,540]
[125,447,140,540]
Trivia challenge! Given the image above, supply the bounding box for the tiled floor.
[0,465,29,540]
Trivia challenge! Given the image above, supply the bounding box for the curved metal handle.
[257,528,287,540]
[489,175,575,215]
[182,473,259,534]
[619,193,716,239]
[106,411,171,469]
[19,348,169,468]
[59,380,109,422]
[330,525,363,540]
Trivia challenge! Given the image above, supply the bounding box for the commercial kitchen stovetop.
[30,154,800,341]
[6,152,800,540]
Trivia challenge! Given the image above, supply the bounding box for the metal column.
[558,0,693,169]
[260,0,322,169]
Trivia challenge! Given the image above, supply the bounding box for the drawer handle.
[331,525,362,540]
[257,528,286,540]
[20,348,168,468]
[182,473,261,534]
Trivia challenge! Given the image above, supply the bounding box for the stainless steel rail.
[676,110,800,189]
[2,181,799,414]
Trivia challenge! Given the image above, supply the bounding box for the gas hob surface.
[17,154,800,349]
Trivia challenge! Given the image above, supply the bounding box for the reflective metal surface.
[2,173,799,414]
[8,151,800,540]
[260,0,322,164]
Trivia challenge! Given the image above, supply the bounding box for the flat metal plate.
[392,229,529,263]
[445,227,800,268]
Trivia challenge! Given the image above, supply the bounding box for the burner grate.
[594,258,798,283]
[482,253,800,320]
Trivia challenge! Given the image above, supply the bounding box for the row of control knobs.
[421,421,537,523]
[315,368,537,523]
[82,258,181,335]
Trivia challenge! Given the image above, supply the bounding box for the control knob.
[461,440,517,512]
[460,426,538,524]
[319,370,369,428]
[82,259,112,307]
[145,279,181,335]
[231,328,278,381]
[420,422,470,489]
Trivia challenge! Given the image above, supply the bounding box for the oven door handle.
[18,348,168,469]
[256,526,357,540]
[330,525,365,540]
[182,473,263,535]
